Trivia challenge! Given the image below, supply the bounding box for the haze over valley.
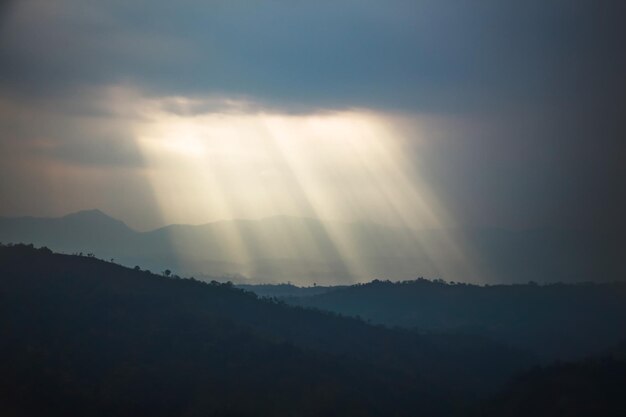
[1,0,625,415]
[2,209,622,285]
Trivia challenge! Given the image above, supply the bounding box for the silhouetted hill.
[0,244,534,417]
[477,347,626,417]
[0,209,135,256]
[286,279,626,360]
[0,211,623,285]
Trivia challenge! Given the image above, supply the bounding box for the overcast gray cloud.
[1,0,622,111]
[0,0,624,230]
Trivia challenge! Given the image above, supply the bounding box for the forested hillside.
[0,244,531,417]
[478,348,626,417]
[285,278,626,360]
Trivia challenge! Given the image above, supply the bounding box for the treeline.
[285,277,626,360]
[0,244,530,417]
[3,243,625,416]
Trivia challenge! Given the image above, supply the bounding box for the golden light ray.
[128,94,485,283]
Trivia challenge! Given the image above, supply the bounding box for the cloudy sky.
[0,0,624,232]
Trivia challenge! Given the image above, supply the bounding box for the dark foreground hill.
[285,279,626,360]
[0,244,533,417]
[478,348,626,417]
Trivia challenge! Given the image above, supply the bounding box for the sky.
[0,0,624,233]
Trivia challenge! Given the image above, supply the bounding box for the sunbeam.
[130,95,482,283]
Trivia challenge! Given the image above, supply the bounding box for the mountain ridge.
[1,210,623,285]
[0,243,535,416]
[284,278,626,360]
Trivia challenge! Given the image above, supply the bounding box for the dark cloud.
[0,1,622,111]
[0,0,624,230]
[0,88,146,168]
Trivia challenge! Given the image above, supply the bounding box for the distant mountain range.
[0,209,623,285]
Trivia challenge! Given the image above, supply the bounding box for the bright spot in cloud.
[127,94,481,283]
[136,102,432,226]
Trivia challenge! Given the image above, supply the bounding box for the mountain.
[0,244,534,416]
[0,210,623,285]
[0,209,135,256]
[285,279,626,360]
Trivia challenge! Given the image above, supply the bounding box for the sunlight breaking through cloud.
[124,92,484,283]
